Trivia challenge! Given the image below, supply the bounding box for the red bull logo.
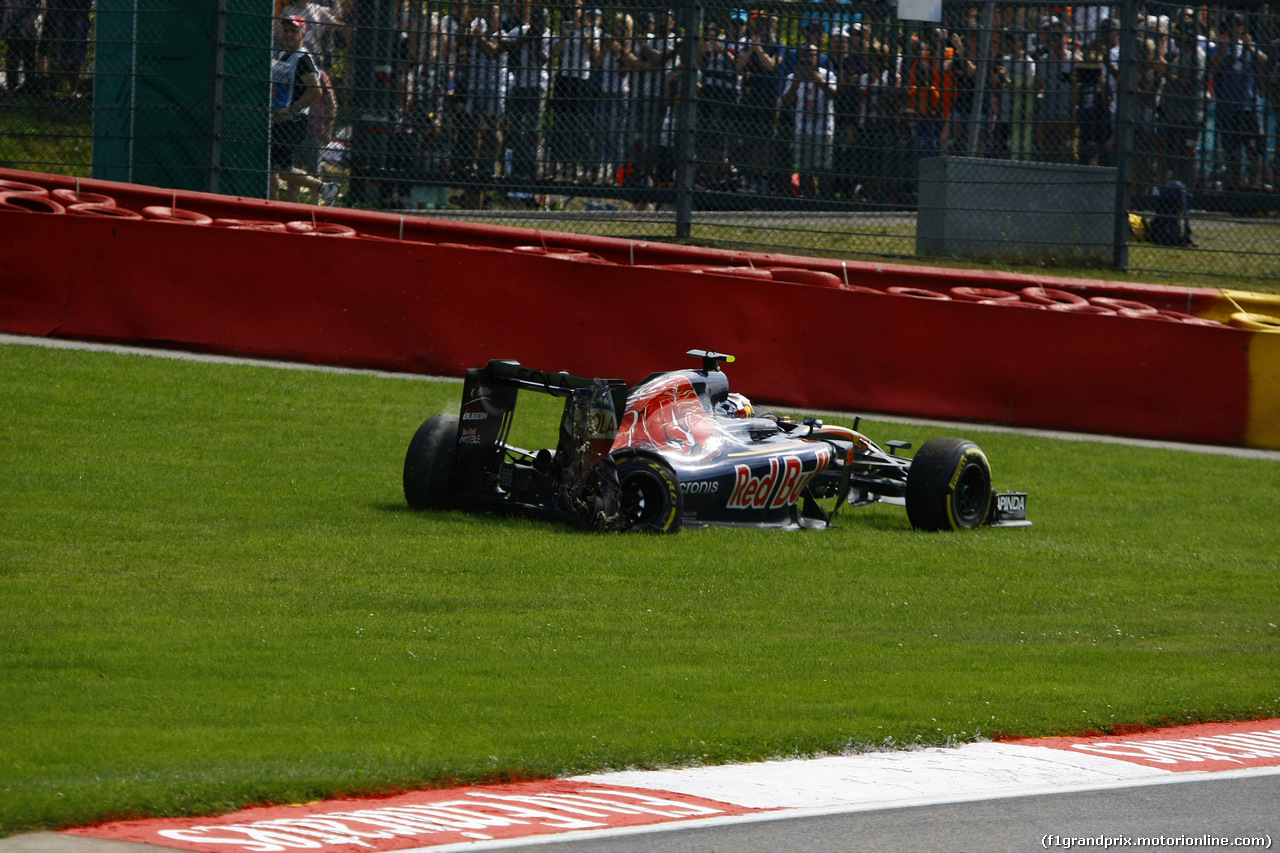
[726,448,830,510]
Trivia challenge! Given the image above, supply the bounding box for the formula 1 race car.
[403,351,1030,533]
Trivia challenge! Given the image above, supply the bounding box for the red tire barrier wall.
[0,167,1271,449]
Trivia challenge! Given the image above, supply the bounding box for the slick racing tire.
[403,414,459,510]
[905,438,992,531]
[612,453,683,533]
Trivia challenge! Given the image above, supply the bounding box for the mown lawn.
[1,342,1277,836]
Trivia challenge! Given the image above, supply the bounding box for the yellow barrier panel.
[1247,330,1280,449]
[1200,290,1280,326]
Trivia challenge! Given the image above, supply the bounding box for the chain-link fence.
[2,0,1279,280]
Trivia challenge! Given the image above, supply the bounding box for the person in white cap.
[270,15,340,205]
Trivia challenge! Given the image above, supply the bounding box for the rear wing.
[453,360,628,498]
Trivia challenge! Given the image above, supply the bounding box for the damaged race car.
[403,350,1030,533]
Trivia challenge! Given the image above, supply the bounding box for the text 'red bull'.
[726,449,830,510]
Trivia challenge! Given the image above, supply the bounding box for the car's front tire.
[905,437,992,531]
[403,414,459,510]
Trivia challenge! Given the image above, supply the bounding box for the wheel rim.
[952,462,989,527]
[619,470,664,527]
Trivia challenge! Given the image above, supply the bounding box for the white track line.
[0,333,458,383]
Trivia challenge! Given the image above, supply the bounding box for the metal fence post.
[207,0,228,195]
[674,0,702,239]
[349,0,400,207]
[1112,0,1137,271]
[966,1,996,158]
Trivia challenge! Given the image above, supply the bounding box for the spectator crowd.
[4,0,1279,205]
[369,1,1280,203]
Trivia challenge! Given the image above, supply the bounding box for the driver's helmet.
[715,392,754,419]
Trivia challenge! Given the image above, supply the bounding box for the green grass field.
[2,342,1278,837]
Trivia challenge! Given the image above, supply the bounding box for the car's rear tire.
[404,414,459,510]
[612,453,683,533]
[905,438,992,531]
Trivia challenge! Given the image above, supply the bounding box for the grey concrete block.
[916,157,1117,263]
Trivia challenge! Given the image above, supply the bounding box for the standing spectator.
[1161,13,1206,189]
[909,26,954,156]
[785,16,831,75]
[736,12,784,194]
[583,6,604,181]
[699,18,741,189]
[990,29,1015,158]
[655,59,683,187]
[632,10,676,187]
[1075,21,1111,165]
[999,27,1037,161]
[506,4,550,183]
[271,16,340,205]
[1037,20,1078,163]
[828,23,867,197]
[723,9,752,185]
[465,4,507,179]
[41,0,90,98]
[781,42,838,198]
[551,0,594,181]
[595,12,638,184]
[291,62,339,203]
[947,26,980,155]
[1261,6,1280,190]
[1072,5,1111,58]
[440,0,474,176]
[1103,16,1122,166]
[1,0,42,94]
[1209,11,1268,190]
[871,82,917,205]
[1132,36,1166,192]
[404,6,445,126]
